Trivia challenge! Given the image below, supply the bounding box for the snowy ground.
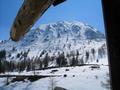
[0,58,111,90]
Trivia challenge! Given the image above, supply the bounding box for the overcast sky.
[0,0,105,40]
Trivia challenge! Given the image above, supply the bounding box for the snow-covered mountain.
[0,21,107,65]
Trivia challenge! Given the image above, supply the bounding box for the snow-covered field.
[0,58,110,90]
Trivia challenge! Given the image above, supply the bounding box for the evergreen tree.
[96,59,99,63]
[43,53,49,68]
[38,58,42,69]
[75,56,79,65]
[85,51,89,62]
[26,58,31,71]
[0,50,6,59]
[91,48,95,58]
[0,50,6,73]
[70,55,78,66]
[56,52,67,67]
[71,55,76,66]
[16,53,21,58]
[60,52,67,66]
[76,50,79,56]
[56,54,61,67]
[0,60,4,73]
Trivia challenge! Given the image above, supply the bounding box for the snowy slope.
[0,21,106,64]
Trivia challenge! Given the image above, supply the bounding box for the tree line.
[0,46,106,73]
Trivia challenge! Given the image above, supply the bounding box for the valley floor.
[0,58,111,90]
